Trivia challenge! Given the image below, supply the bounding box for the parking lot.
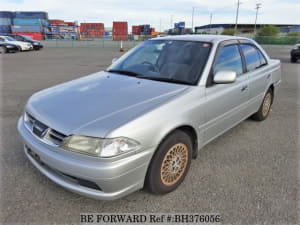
[0,46,299,224]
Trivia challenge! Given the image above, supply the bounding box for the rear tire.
[251,88,273,121]
[145,130,192,194]
[0,46,6,54]
[291,57,297,63]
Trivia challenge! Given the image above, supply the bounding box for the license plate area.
[25,146,43,164]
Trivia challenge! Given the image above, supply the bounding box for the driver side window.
[213,45,243,76]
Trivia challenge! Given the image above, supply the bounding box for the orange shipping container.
[113,21,128,41]
[80,23,104,31]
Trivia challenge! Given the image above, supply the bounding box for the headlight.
[33,42,39,45]
[61,135,140,157]
[293,45,298,50]
[6,45,13,48]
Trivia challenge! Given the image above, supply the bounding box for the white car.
[0,35,33,51]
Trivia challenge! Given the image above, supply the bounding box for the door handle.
[241,85,248,92]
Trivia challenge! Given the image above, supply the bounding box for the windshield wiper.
[137,76,193,85]
[107,69,141,77]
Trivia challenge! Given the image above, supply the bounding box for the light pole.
[160,18,162,32]
[170,15,173,28]
[192,7,195,33]
[234,0,242,35]
[254,3,261,35]
[209,13,213,33]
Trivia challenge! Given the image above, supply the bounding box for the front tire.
[0,46,6,54]
[291,57,297,63]
[145,130,192,194]
[251,88,273,121]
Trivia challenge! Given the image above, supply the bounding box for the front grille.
[48,129,66,145]
[61,173,102,191]
[24,112,67,146]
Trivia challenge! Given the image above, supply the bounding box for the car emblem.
[32,121,49,138]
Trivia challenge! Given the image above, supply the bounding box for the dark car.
[291,42,300,63]
[8,34,43,50]
[0,42,20,53]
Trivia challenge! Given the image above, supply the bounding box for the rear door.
[239,43,270,114]
[203,41,249,144]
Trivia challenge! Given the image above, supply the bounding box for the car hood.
[8,41,29,46]
[0,42,16,46]
[26,71,188,136]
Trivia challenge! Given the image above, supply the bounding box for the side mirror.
[213,71,237,84]
[112,57,118,64]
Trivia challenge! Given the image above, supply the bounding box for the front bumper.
[6,46,19,52]
[17,117,154,200]
[33,44,43,50]
[21,45,33,51]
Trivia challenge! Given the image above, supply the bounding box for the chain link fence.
[40,35,300,49]
[41,36,147,49]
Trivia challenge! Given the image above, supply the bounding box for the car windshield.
[107,40,212,85]
[21,35,33,41]
[6,36,16,41]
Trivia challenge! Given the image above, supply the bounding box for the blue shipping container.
[11,25,43,33]
[0,25,11,34]
[13,11,48,20]
[179,27,185,35]
[0,18,12,25]
[13,18,42,26]
[0,11,13,18]
[178,22,185,28]
[175,22,185,28]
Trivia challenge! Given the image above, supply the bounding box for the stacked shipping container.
[131,24,152,35]
[11,11,49,40]
[132,25,141,35]
[0,11,13,34]
[80,23,104,38]
[48,19,78,40]
[113,21,128,41]
[174,22,185,35]
[140,24,150,35]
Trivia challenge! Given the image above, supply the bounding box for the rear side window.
[240,44,267,71]
[14,36,22,41]
[258,50,267,66]
[214,45,243,76]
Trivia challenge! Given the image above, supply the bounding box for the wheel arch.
[144,124,199,189]
[268,84,274,104]
[153,125,199,160]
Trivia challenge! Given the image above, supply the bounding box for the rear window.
[240,44,267,71]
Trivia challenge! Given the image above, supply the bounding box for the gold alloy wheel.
[160,143,189,186]
[262,93,272,117]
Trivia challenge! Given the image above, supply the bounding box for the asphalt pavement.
[0,46,299,225]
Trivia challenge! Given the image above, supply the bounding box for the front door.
[202,43,249,144]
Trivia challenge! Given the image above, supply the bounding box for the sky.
[2,0,300,31]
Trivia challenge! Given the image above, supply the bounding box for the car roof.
[151,34,253,44]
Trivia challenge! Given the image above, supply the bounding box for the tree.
[287,32,300,37]
[221,29,235,36]
[257,25,280,36]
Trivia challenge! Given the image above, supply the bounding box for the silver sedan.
[18,35,281,200]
